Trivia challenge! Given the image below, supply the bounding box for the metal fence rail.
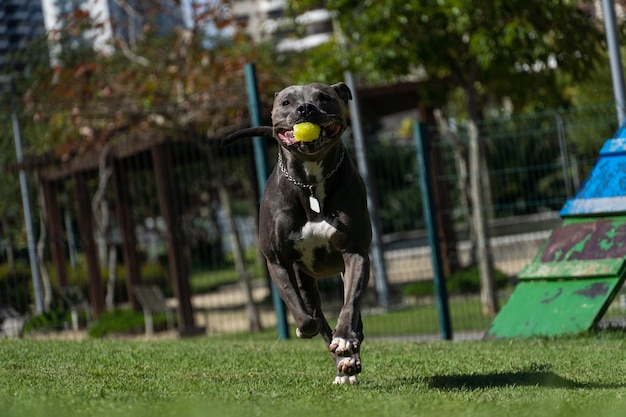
[1,101,625,339]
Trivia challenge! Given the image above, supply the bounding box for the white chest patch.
[303,160,324,179]
[303,161,326,201]
[289,220,338,270]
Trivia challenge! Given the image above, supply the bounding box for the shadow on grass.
[424,365,625,390]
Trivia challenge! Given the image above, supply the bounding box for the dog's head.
[271,82,352,158]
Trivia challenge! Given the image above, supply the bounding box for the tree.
[9,1,287,323]
[290,0,603,111]
[287,0,605,316]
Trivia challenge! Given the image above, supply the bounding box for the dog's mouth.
[277,122,343,151]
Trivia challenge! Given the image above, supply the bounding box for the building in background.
[230,0,335,52]
[41,0,183,54]
[0,0,47,73]
[2,0,332,75]
[6,0,626,73]
[102,0,183,48]
[1,0,184,75]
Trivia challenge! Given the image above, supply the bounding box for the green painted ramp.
[488,216,626,338]
[488,278,622,338]
[488,131,626,338]
[519,217,626,281]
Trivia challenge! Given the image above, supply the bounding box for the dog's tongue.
[278,130,296,145]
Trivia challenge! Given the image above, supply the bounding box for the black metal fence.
[1,101,625,340]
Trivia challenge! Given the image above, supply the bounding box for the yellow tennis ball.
[293,122,321,142]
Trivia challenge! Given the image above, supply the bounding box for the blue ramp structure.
[488,126,626,338]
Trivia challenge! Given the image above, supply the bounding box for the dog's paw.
[295,318,320,339]
[333,374,358,385]
[329,337,359,357]
[336,356,361,376]
[296,327,317,338]
[330,338,362,384]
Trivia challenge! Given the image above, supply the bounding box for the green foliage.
[110,262,170,299]
[0,261,32,313]
[368,140,424,234]
[402,280,435,298]
[561,105,619,164]
[11,0,289,157]
[22,308,73,333]
[46,261,171,302]
[483,104,616,216]
[403,265,510,298]
[87,308,173,338]
[0,115,23,238]
[483,116,565,214]
[447,265,510,293]
[287,0,604,116]
[190,249,265,295]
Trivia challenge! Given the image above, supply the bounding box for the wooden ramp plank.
[487,278,622,338]
[518,217,626,280]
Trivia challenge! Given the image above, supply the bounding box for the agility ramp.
[488,127,626,338]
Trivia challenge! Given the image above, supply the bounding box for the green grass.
[1,333,625,417]
[189,250,264,294]
[364,297,496,337]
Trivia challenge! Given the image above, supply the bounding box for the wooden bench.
[0,306,27,338]
[133,285,175,336]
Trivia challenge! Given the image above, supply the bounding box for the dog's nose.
[296,103,315,116]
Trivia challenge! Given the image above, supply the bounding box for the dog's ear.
[332,82,352,105]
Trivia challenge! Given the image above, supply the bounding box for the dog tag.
[309,195,321,213]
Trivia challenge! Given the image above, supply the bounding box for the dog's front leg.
[266,261,322,337]
[330,251,370,381]
[293,271,334,340]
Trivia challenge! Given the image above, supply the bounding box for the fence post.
[344,71,390,309]
[554,113,575,199]
[413,121,452,340]
[602,0,626,126]
[244,63,290,340]
[11,110,45,315]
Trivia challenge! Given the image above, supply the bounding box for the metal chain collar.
[277,147,346,193]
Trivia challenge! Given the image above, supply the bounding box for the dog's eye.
[318,93,331,102]
[282,100,290,106]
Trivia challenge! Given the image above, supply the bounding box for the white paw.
[333,375,358,385]
[337,357,357,374]
[296,328,303,338]
[330,337,354,356]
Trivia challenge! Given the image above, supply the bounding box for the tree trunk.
[434,110,476,265]
[468,121,498,317]
[93,145,115,309]
[218,185,262,332]
[105,245,117,310]
[36,184,52,311]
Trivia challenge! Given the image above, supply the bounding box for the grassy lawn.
[189,250,264,294]
[363,297,495,337]
[1,333,624,417]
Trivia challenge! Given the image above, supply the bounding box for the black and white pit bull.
[223,82,371,384]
